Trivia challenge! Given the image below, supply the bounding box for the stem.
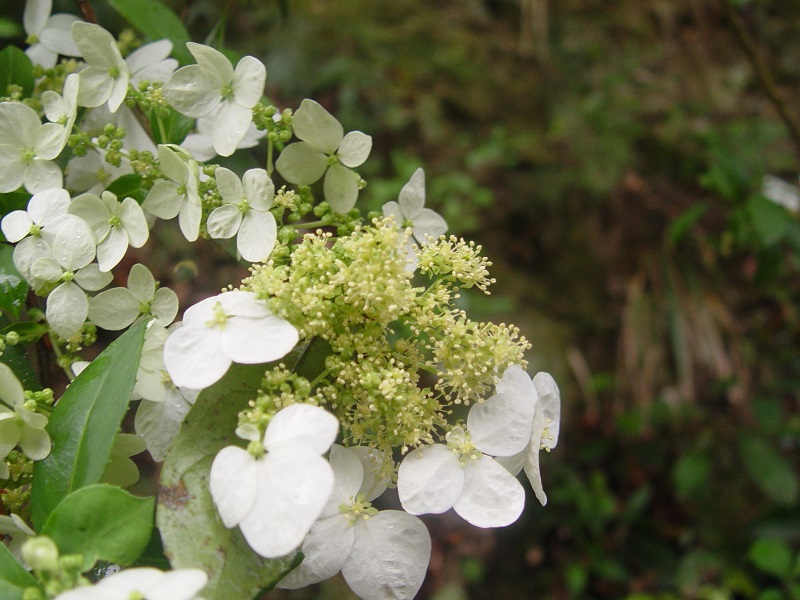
[720,0,800,161]
[266,140,274,177]
[47,334,75,383]
[75,0,97,23]
[156,114,168,145]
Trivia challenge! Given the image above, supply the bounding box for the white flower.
[762,174,800,213]
[0,102,65,194]
[66,149,133,195]
[382,168,447,271]
[126,40,178,87]
[41,74,80,147]
[162,43,266,157]
[23,0,81,69]
[54,567,207,600]
[0,514,35,564]
[209,403,338,558]
[68,191,149,272]
[279,445,431,600]
[492,365,561,506]
[30,218,113,339]
[142,145,201,242]
[88,264,178,331]
[276,99,372,214]
[397,383,540,527]
[163,290,299,389]
[206,167,277,262]
[181,109,264,161]
[72,22,130,112]
[0,363,51,479]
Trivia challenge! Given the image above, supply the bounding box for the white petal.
[324,445,365,516]
[187,42,233,87]
[51,218,95,270]
[134,391,192,462]
[231,56,266,109]
[209,446,259,527]
[88,288,139,330]
[381,201,403,228]
[30,256,62,283]
[493,447,526,476]
[127,263,156,302]
[343,511,431,600]
[397,444,463,515]
[47,281,88,338]
[324,164,358,214]
[24,160,63,194]
[239,449,334,558]
[350,446,388,502]
[40,15,82,57]
[263,403,339,455]
[215,290,273,318]
[125,40,172,75]
[237,210,276,262]
[25,43,56,69]
[219,312,298,364]
[96,226,128,272]
[337,131,372,168]
[120,198,149,248]
[19,425,51,461]
[467,391,535,457]
[212,101,252,157]
[275,142,328,185]
[2,212,34,243]
[72,22,118,67]
[214,167,243,203]
[242,168,273,209]
[24,0,50,36]
[161,65,219,118]
[151,288,179,326]
[533,371,560,449]
[142,568,207,600]
[0,364,25,407]
[206,205,242,240]
[163,325,229,389]
[74,262,113,291]
[0,103,39,148]
[143,181,181,219]
[76,66,114,108]
[34,122,67,160]
[398,168,426,218]
[0,146,25,193]
[177,196,201,242]
[292,99,342,154]
[523,441,547,506]
[277,515,353,589]
[411,208,447,244]
[495,363,536,396]
[29,187,70,225]
[453,456,525,527]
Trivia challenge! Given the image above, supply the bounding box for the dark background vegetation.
[4,0,800,598]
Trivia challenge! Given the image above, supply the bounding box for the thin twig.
[76,0,98,24]
[720,0,800,161]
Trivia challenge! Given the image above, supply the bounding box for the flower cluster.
[0,9,563,600]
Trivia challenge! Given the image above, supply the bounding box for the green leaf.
[31,320,148,530]
[106,174,146,204]
[747,195,791,246]
[157,364,297,600]
[43,484,154,571]
[749,539,793,579]
[0,46,34,98]
[668,202,708,245]
[106,0,193,65]
[0,245,27,319]
[740,435,800,506]
[0,542,42,600]
[150,108,195,145]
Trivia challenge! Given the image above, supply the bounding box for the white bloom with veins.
[207,167,277,262]
[181,108,265,161]
[23,0,81,69]
[397,382,538,528]
[279,445,431,600]
[492,365,561,506]
[0,102,65,194]
[68,191,149,272]
[54,567,207,600]
[210,403,338,558]
[382,168,447,271]
[163,290,299,389]
[276,99,372,213]
[162,42,266,157]
[142,145,201,242]
[72,22,130,112]
[88,263,178,331]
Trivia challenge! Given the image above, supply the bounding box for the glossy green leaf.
[0,46,34,98]
[0,245,28,319]
[0,315,40,391]
[31,320,148,530]
[106,174,146,204]
[106,0,193,65]
[740,435,799,506]
[157,363,297,600]
[43,484,154,571]
[749,538,793,579]
[150,108,195,145]
[0,542,42,600]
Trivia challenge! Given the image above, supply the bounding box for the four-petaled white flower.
[382,168,447,271]
[397,380,539,528]
[30,217,112,339]
[88,263,178,331]
[54,567,207,600]
[181,109,265,161]
[142,145,202,242]
[0,363,51,480]
[23,0,81,68]
[0,102,66,194]
[207,167,277,262]
[276,99,372,214]
[163,290,299,389]
[209,403,338,558]
[162,43,266,157]
[492,365,561,506]
[68,190,149,272]
[72,22,130,113]
[279,445,431,600]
